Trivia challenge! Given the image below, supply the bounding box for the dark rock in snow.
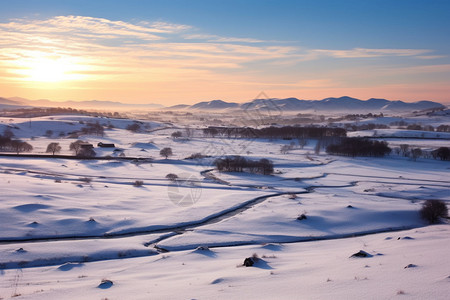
[98,279,113,289]
[404,264,417,269]
[350,250,372,258]
[297,214,307,220]
[243,257,255,267]
[196,246,210,251]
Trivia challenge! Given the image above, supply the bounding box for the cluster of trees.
[126,121,151,133]
[1,107,122,119]
[126,123,141,132]
[420,199,448,224]
[436,125,450,132]
[326,138,391,157]
[214,156,274,175]
[406,124,436,131]
[432,147,450,161]
[0,130,33,154]
[203,126,346,139]
[327,113,384,123]
[344,123,390,131]
[394,145,450,161]
[80,121,105,136]
[389,122,449,133]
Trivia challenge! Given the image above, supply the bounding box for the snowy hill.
[0,113,448,299]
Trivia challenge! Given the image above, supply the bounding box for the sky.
[0,0,449,105]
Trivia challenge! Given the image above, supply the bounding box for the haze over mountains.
[0,96,446,112]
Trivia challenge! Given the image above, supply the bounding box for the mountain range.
[0,97,163,110]
[0,96,446,113]
[169,96,445,112]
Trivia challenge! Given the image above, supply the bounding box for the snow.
[1,226,449,299]
[0,114,449,299]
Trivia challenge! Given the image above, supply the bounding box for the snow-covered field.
[0,115,449,299]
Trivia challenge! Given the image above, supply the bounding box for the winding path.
[0,161,443,269]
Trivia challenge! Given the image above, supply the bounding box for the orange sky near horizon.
[1,15,449,105]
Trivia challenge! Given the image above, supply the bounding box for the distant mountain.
[0,97,29,110]
[179,96,445,112]
[190,99,239,110]
[166,104,190,110]
[2,95,445,113]
[6,97,163,110]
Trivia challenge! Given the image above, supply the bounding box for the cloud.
[0,15,190,40]
[311,48,432,58]
[0,15,301,85]
[184,34,264,43]
[0,15,447,104]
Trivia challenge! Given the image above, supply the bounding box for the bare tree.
[411,148,422,161]
[185,127,194,138]
[280,145,290,154]
[44,130,53,138]
[400,144,409,157]
[160,147,173,159]
[420,199,448,224]
[3,128,14,139]
[10,140,33,154]
[69,140,86,155]
[314,139,321,155]
[298,138,307,149]
[46,142,61,155]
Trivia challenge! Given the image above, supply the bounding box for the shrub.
[185,153,208,159]
[79,177,92,183]
[133,180,144,187]
[297,213,307,220]
[166,173,178,181]
[171,131,182,139]
[126,123,141,132]
[420,199,448,224]
[80,121,104,136]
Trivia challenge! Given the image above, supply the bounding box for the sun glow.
[12,53,90,83]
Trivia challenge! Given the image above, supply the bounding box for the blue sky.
[0,0,449,104]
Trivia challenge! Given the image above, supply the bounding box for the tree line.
[214,156,274,175]
[326,138,391,157]
[0,129,33,154]
[203,126,346,139]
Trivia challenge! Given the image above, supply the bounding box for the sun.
[27,58,67,82]
[12,53,89,83]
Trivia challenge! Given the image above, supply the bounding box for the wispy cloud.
[0,15,299,82]
[0,15,447,103]
[184,34,264,43]
[311,48,432,58]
